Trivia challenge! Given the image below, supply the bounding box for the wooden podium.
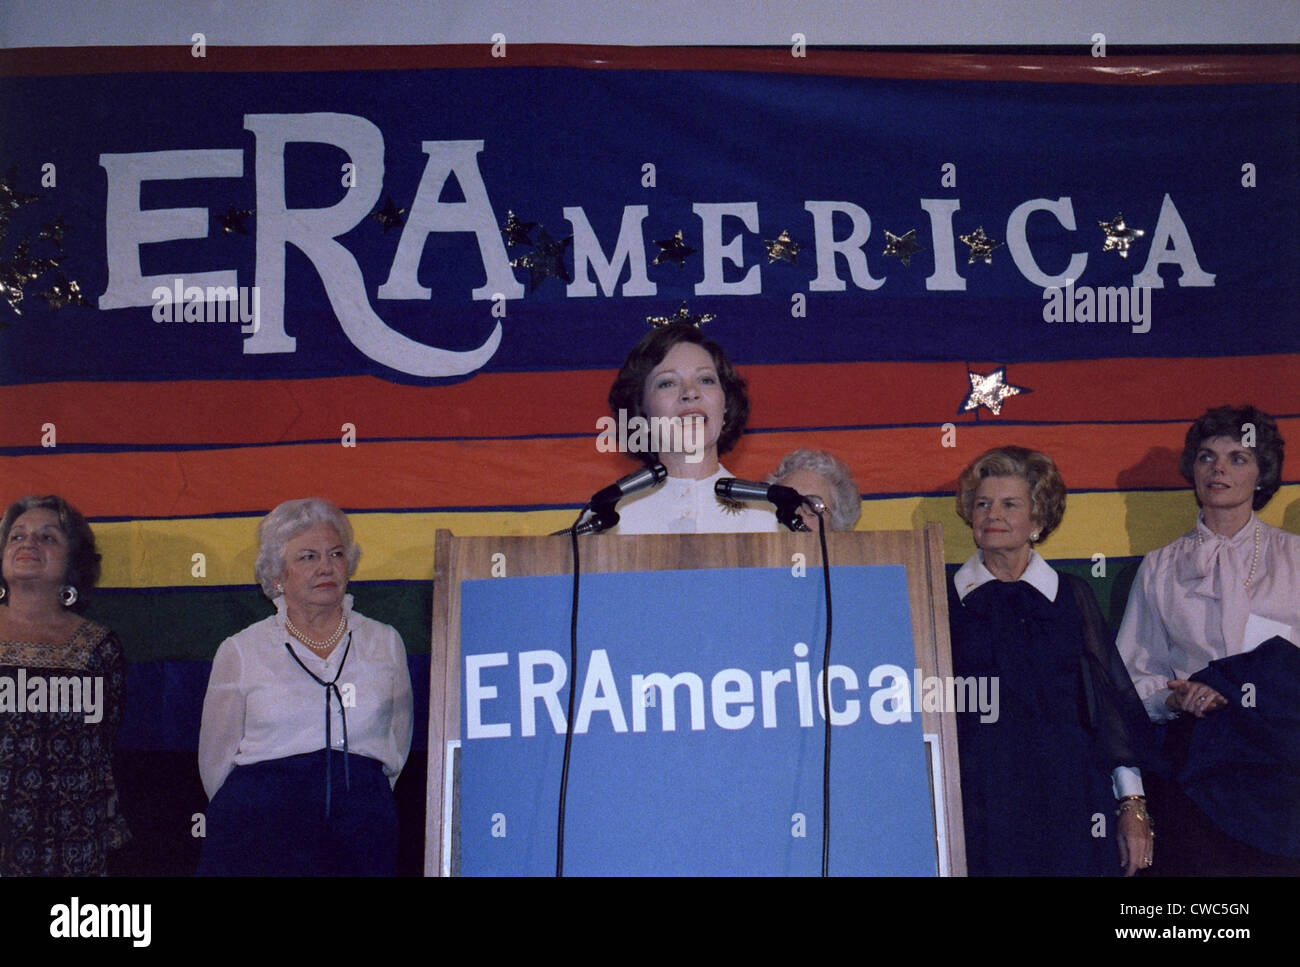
[424,524,964,876]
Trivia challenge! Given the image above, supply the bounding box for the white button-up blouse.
[198,594,414,799]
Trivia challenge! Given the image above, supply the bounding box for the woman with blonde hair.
[948,447,1157,876]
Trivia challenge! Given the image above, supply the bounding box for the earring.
[0,584,6,601]
[1030,531,1040,543]
[60,585,78,607]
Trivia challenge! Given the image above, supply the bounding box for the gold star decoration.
[216,206,253,235]
[960,366,1030,416]
[883,229,923,267]
[653,230,696,267]
[1,239,64,317]
[0,166,39,217]
[647,301,715,328]
[0,171,87,323]
[1098,213,1145,258]
[764,229,800,264]
[959,226,1002,265]
[41,273,90,309]
[510,226,571,291]
[368,196,406,232]
[501,210,537,247]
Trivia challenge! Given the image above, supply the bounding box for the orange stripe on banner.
[4,355,1299,448]
[5,419,1298,519]
[3,46,1297,85]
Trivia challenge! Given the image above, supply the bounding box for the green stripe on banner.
[82,581,432,664]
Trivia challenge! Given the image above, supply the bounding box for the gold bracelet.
[1117,798,1154,835]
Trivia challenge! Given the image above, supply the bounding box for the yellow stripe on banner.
[94,510,581,588]
[863,489,1203,564]
[91,487,1300,588]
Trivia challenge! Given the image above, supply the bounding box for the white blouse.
[611,466,780,535]
[198,594,414,799]
[1116,514,1300,722]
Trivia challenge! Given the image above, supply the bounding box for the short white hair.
[254,498,361,598]
[769,448,862,532]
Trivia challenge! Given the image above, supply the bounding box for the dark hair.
[1179,405,1284,511]
[0,495,101,606]
[955,446,1068,544]
[607,323,750,465]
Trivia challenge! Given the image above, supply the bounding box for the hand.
[1166,679,1227,717]
[1117,804,1153,876]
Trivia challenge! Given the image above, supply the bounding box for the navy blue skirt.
[197,750,398,877]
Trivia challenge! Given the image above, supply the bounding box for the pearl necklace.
[285,612,348,652]
[1196,519,1261,589]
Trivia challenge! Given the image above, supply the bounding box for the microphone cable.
[555,502,588,876]
[814,506,833,876]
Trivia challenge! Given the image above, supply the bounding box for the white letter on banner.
[99,150,244,309]
[243,115,501,375]
[518,650,567,736]
[816,665,861,724]
[919,198,965,291]
[693,202,761,295]
[564,205,656,297]
[759,668,793,728]
[573,649,628,733]
[1005,197,1089,288]
[629,672,705,732]
[804,201,884,292]
[466,653,511,738]
[1132,193,1216,289]
[711,668,755,729]
[868,663,912,724]
[378,140,524,302]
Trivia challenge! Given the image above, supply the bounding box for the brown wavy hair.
[955,446,1067,544]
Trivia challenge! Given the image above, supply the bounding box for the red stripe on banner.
[4,355,1298,448]
[7,419,1298,519]
[3,46,1297,84]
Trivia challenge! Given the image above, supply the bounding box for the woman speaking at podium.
[605,322,778,535]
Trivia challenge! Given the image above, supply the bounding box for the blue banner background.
[2,67,1296,384]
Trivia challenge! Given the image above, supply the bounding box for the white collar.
[1194,510,1259,545]
[662,465,729,489]
[955,549,1058,602]
[665,465,728,483]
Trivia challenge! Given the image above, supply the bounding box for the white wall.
[1,0,1296,48]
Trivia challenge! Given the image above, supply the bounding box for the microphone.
[590,463,668,508]
[716,478,827,531]
[715,477,802,507]
[562,463,669,536]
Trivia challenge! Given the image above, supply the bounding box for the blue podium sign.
[458,565,938,875]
